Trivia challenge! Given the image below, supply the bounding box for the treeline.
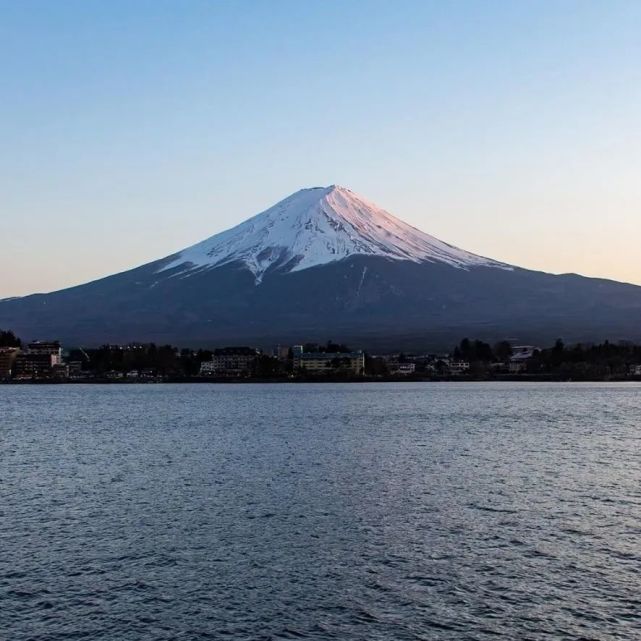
[452,338,513,362]
[0,330,21,348]
[302,341,352,354]
[73,340,354,374]
[68,344,212,377]
[4,326,641,380]
[449,337,641,378]
[527,339,641,378]
[66,344,295,378]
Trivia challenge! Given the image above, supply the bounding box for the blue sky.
[2,0,640,297]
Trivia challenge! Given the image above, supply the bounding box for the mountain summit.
[2,185,641,348]
[159,186,507,282]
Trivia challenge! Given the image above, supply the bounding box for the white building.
[389,362,416,375]
[448,360,470,375]
[509,345,539,373]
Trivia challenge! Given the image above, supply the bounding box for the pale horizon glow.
[2,1,641,298]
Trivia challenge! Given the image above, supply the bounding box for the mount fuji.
[2,185,641,349]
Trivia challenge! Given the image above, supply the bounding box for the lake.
[2,382,640,640]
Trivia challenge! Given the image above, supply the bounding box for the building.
[200,347,259,376]
[0,347,20,379]
[13,353,54,379]
[12,341,64,380]
[199,361,217,375]
[271,345,290,360]
[389,362,416,375]
[509,345,539,373]
[52,364,70,379]
[448,360,470,375]
[67,361,85,378]
[26,341,62,365]
[293,348,365,375]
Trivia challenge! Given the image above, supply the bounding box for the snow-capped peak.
[159,185,509,282]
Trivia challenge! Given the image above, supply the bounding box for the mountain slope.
[2,185,641,349]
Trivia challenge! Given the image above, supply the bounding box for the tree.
[453,338,493,362]
[0,330,21,348]
[493,341,513,362]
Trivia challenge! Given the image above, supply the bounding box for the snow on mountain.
[159,185,510,282]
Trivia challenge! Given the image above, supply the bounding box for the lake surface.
[2,382,640,640]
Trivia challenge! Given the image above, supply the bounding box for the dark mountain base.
[2,256,641,350]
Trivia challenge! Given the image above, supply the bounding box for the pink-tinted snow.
[159,185,510,282]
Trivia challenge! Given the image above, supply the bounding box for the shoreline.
[3,375,641,385]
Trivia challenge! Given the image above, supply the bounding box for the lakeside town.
[2,329,641,383]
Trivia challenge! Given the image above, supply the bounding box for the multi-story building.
[13,340,63,379]
[199,361,217,375]
[293,348,365,375]
[200,347,259,376]
[26,341,63,364]
[14,353,54,379]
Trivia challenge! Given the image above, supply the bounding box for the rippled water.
[2,382,641,640]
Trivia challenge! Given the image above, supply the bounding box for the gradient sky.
[2,0,640,298]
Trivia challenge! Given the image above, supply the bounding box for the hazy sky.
[2,0,640,298]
